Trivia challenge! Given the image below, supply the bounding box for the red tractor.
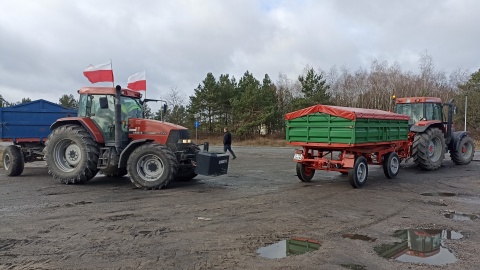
[394,97,475,169]
[43,85,227,189]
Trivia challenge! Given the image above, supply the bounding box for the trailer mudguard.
[118,139,153,168]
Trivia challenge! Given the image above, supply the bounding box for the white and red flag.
[83,60,114,83]
[127,71,146,91]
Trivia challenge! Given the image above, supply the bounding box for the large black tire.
[296,163,315,182]
[101,167,128,177]
[44,125,99,184]
[3,145,24,176]
[412,128,445,170]
[450,136,475,165]
[175,169,198,182]
[348,156,368,188]
[127,143,178,189]
[383,152,400,179]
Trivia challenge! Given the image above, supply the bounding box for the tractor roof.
[395,97,442,104]
[78,87,141,98]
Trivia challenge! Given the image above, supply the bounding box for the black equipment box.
[195,151,229,176]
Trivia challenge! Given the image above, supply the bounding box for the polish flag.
[83,60,114,83]
[127,71,146,91]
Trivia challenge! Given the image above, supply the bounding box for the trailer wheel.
[44,124,99,184]
[348,156,368,188]
[412,127,445,170]
[383,152,400,179]
[127,143,178,189]
[296,163,315,182]
[3,145,24,176]
[450,136,475,165]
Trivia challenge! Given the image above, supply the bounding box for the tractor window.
[425,103,442,121]
[121,97,143,119]
[78,95,88,117]
[395,103,424,125]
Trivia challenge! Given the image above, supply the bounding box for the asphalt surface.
[0,146,479,270]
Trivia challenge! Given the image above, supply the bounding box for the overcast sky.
[1,0,479,110]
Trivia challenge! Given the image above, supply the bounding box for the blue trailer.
[0,100,77,176]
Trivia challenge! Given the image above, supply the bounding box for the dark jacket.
[223,131,232,145]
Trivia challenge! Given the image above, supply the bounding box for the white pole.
[464,95,467,132]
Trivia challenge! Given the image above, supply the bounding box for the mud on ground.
[1,146,479,270]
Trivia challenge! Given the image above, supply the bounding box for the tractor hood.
[127,118,189,144]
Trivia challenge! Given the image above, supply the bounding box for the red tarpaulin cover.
[285,105,410,121]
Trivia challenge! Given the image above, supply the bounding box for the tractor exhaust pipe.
[115,85,123,152]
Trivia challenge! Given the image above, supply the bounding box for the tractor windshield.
[121,96,143,118]
[395,102,443,125]
[395,103,424,125]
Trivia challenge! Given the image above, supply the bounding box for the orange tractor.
[42,85,228,189]
[394,97,475,169]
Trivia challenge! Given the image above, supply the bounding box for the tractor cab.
[77,87,143,143]
[394,97,444,126]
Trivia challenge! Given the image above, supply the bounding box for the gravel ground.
[0,146,479,270]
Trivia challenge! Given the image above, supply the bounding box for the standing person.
[223,127,237,159]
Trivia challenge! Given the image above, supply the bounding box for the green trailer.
[285,104,410,188]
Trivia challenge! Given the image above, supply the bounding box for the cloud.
[0,0,479,108]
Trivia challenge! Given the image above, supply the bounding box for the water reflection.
[375,229,462,265]
[444,212,479,220]
[257,237,321,259]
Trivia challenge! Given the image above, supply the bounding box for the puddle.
[257,238,320,259]
[342,234,376,242]
[444,212,478,221]
[420,192,456,197]
[375,229,462,265]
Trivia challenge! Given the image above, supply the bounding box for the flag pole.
[110,59,115,89]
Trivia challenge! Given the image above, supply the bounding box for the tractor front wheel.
[3,145,24,176]
[412,128,445,170]
[127,143,178,189]
[450,136,475,165]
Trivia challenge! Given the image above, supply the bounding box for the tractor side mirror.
[99,97,108,109]
[163,104,167,114]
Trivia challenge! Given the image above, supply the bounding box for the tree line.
[156,53,479,138]
[2,53,479,139]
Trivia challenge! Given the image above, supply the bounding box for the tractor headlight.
[178,139,192,144]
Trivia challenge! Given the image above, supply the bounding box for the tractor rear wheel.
[412,127,445,170]
[296,162,315,182]
[44,124,99,184]
[450,136,475,165]
[3,145,24,176]
[349,156,368,188]
[383,152,400,179]
[127,143,178,189]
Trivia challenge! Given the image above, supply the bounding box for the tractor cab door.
[79,94,116,143]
